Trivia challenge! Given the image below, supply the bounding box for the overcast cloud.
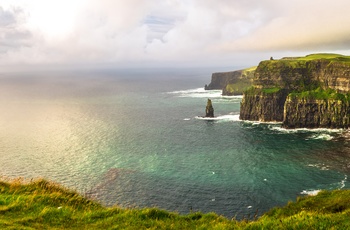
[1,0,350,69]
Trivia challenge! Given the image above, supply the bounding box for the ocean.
[0,69,349,219]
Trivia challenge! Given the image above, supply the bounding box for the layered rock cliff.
[283,97,350,129]
[240,88,288,122]
[205,67,256,95]
[239,54,350,128]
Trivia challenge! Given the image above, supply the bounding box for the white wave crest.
[195,114,240,122]
[167,88,244,99]
[243,120,283,125]
[308,134,334,141]
[270,126,342,134]
[300,189,321,196]
[340,175,347,189]
[307,163,330,171]
[168,88,222,98]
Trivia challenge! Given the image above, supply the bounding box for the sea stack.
[205,99,214,117]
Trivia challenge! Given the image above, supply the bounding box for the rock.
[205,67,256,95]
[239,88,288,122]
[239,53,350,129]
[283,97,350,129]
[205,99,214,117]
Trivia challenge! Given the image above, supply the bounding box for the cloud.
[1,0,350,69]
[0,6,32,54]
[219,0,350,52]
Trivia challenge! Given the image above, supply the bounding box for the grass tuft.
[1,179,350,229]
[289,87,350,102]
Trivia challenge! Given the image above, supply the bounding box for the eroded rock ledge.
[239,54,350,129]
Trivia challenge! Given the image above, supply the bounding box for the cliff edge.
[240,53,350,129]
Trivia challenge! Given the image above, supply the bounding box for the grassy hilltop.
[1,179,350,229]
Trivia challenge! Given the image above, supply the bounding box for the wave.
[167,88,243,99]
[307,163,330,171]
[340,175,347,189]
[300,189,321,196]
[243,120,283,125]
[269,126,343,134]
[306,134,334,141]
[301,175,347,196]
[194,114,240,122]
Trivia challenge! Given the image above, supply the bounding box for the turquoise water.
[0,70,349,219]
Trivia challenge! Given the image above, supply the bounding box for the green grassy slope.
[1,179,350,229]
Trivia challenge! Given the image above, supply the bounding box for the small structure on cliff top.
[205,99,214,117]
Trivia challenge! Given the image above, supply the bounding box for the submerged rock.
[205,99,214,117]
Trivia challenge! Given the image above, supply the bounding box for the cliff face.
[239,54,350,129]
[283,97,350,129]
[254,59,350,92]
[205,67,255,95]
[240,89,288,122]
[205,70,242,90]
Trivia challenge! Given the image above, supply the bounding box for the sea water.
[0,69,349,219]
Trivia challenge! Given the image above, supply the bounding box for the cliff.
[205,67,256,95]
[240,53,350,128]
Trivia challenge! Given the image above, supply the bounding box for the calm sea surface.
[0,69,350,219]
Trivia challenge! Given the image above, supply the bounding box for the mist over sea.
[0,69,350,219]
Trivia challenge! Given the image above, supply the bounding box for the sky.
[1,0,350,71]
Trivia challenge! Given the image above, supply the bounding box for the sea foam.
[300,189,321,196]
[270,126,343,134]
[168,88,222,98]
[195,114,240,122]
[167,88,243,99]
[340,175,347,189]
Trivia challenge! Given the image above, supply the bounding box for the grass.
[296,53,350,62]
[223,66,256,95]
[244,87,281,95]
[225,80,252,95]
[289,87,350,102]
[261,87,281,94]
[261,53,350,70]
[1,178,350,229]
[242,66,257,76]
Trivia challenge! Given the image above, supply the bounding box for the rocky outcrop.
[205,71,242,90]
[205,99,214,117]
[253,58,350,93]
[239,54,350,129]
[205,67,255,95]
[240,88,288,122]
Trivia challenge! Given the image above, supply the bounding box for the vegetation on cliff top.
[244,86,282,95]
[259,53,350,72]
[224,79,252,95]
[2,178,350,229]
[222,66,256,95]
[289,88,350,102]
[250,53,350,96]
[296,53,350,62]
